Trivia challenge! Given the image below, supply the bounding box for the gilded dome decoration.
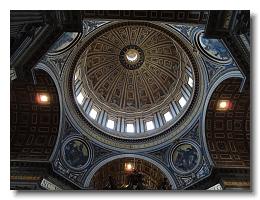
[72,22,197,139]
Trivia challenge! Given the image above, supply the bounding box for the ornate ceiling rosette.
[62,21,206,151]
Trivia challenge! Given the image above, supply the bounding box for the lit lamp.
[216,100,231,111]
[125,163,134,172]
[36,93,50,105]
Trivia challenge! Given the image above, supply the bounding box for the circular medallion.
[196,31,232,63]
[170,142,200,174]
[49,32,81,55]
[62,138,91,170]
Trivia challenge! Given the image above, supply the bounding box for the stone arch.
[10,68,61,161]
[201,70,244,165]
[84,154,176,189]
[203,72,249,168]
[35,62,64,162]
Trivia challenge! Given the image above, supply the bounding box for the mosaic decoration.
[49,32,79,53]
[171,143,200,173]
[168,24,193,41]
[197,32,232,63]
[196,159,211,179]
[203,59,226,82]
[168,122,212,189]
[174,156,211,189]
[63,139,90,170]
[53,155,87,188]
[83,20,110,37]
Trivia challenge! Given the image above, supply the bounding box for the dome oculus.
[126,49,139,62]
[119,45,144,70]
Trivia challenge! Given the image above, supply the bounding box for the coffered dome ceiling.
[71,22,197,140]
[78,24,186,115]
